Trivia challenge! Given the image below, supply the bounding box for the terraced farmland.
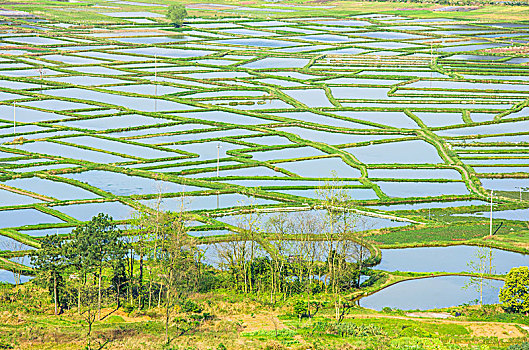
[0,9,528,285]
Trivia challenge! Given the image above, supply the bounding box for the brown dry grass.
[468,323,525,338]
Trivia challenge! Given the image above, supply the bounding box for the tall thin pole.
[13,102,16,136]
[489,189,494,274]
[154,54,157,113]
[430,42,433,89]
[39,66,43,94]
[489,190,493,237]
[216,143,220,178]
[217,142,221,209]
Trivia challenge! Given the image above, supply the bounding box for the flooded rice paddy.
[0,12,528,309]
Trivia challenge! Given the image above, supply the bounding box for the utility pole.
[154,54,157,113]
[430,42,433,89]
[217,142,221,209]
[13,102,16,137]
[39,66,43,94]
[216,142,221,178]
[489,190,493,237]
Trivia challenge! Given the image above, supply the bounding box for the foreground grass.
[1,284,528,350]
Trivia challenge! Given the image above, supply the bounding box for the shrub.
[181,299,203,313]
[0,340,13,350]
[293,300,308,318]
[312,321,385,337]
[508,343,529,350]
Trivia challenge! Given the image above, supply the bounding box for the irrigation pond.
[0,8,528,310]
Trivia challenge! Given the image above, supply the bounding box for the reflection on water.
[360,275,503,310]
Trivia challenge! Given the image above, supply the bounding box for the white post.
[39,67,43,94]
[13,102,16,136]
[217,142,221,209]
[217,143,221,178]
[489,190,493,237]
[154,54,157,112]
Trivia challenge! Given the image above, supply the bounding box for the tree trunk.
[129,248,134,305]
[98,266,102,320]
[480,278,483,306]
[53,271,58,316]
[117,283,121,309]
[138,253,144,309]
[165,289,170,344]
[148,270,153,309]
[335,295,340,322]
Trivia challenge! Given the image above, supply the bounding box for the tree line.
[30,181,374,345]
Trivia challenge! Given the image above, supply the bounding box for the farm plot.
[0,11,528,279]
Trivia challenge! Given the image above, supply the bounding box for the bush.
[0,340,13,350]
[122,303,134,313]
[334,323,385,337]
[293,300,308,318]
[399,325,432,337]
[312,321,385,337]
[106,315,125,323]
[181,300,203,313]
[508,343,529,350]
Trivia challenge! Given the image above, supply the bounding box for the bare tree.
[267,212,292,303]
[464,246,495,306]
[316,174,359,322]
[1,239,27,287]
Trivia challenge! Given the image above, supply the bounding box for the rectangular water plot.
[0,187,42,207]
[276,157,362,178]
[375,180,470,198]
[52,201,135,221]
[368,168,462,180]
[0,208,64,229]
[140,193,278,212]
[43,88,197,112]
[186,166,286,178]
[60,136,178,160]
[4,177,100,200]
[58,114,174,131]
[61,170,204,196]
[10,141,132,164]
[343,140,443,164]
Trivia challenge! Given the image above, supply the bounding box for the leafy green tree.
[166,4,187,27]
[67,213,126,320]
[499,266,529,314]
[31,234,66,315]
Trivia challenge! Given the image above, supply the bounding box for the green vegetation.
[0,0,528,348]
[499,266,529,314]
[166,4,187,28]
